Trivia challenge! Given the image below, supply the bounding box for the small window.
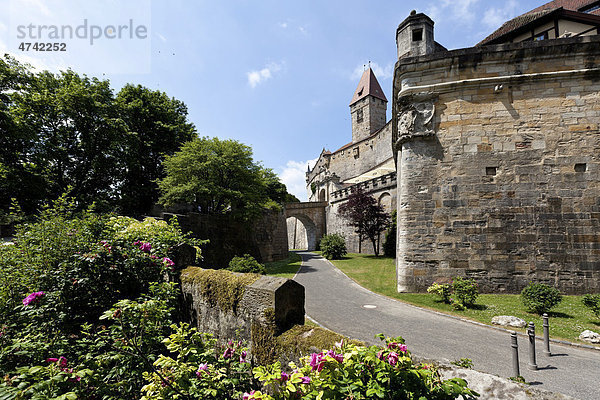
[534,32,548,41]
[356,108,363,123]
[575,163,587,172]
[412,29,423,42]
[486,167,497,176]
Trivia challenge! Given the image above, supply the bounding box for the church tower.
[349,67,388,143]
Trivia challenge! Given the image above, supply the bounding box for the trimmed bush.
[582,294,600,319]
[319,233,347,260]
[521,282,562,314]
[227,254,266,274]
[452,277,479,307]
[383,210,397,258]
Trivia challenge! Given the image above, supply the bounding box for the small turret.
[349,67,388,143]
[396,10,435,59]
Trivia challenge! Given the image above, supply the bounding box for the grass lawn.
[327,253,600,346]
[264,251,302,279]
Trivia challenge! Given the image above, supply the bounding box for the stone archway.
[284,202,327,251]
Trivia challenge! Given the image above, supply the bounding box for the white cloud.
[482,0,519,29]
[247,61,284,88]
[427,0,479,24]
[278,22,288,29]
[350,61,394,81]
[298,25,308,35]
[278,158,317,201]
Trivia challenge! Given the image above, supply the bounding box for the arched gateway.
[284,202,327,251]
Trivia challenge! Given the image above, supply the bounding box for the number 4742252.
[18,42,66,51]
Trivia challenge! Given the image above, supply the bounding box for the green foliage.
[140,323,254,399]
[521,282,562,315]
[319,233,347,260]
[0,55,194,217]
[158,136,294,220]
[582,294,600,319]
[383,210,397,257]
[250,334,478,400]
[452,277,479,307]
[451,358,474,369]
[427,282,452,304]
[228,254,266,274]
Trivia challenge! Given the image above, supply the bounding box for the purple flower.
[22,291,45,306]
[239,350,247,363]
[301,376,311,384]
[243,391,256,400]
[196,363,208,377]
[387,352,399,366]
[309,352,324,372]
[388,342,408,353]
[280,372,289,382]
[376,350,384,360]
[327,350,343,363]
[162,258,174,267]
[139,242,152,252]
[223,347,234,359]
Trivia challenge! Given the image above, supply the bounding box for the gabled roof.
[349,67,388,106]
[478,0,600,45]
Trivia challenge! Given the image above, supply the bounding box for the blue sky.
[1,0,545,200]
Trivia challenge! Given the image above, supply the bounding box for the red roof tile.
[349,67,387,106]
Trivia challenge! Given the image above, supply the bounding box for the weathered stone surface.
[579,329,600,344]
[181,268,305,343]
[491,316,527,328]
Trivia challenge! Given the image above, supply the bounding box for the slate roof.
[349,67,388,106]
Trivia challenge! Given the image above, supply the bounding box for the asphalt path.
[293,251,600,400]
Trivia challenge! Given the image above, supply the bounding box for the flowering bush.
[250,334,478,400]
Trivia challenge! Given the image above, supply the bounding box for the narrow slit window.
[486,167,497,176]
[412,29,423,42]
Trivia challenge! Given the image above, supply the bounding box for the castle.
[291,0,600,295]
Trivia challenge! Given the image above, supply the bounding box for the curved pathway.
[293,251,600,400]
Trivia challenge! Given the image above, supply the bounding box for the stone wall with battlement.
[394,36,600,294]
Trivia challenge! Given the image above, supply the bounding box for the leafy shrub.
[521,282,562,314]
[319,233,347,260]
[228,254,266,274]
[582,294,600,319]
[427,282,452,303]
[452,277,479,307]
[249,334,478,400]
[451,358,474,369]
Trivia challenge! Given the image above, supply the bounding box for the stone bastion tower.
[393,5,600,295]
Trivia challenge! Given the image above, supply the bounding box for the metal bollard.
[511,331,520,377]
[527,322,538,370]
[543,313,551,356]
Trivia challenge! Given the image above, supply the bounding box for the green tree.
[115,84,196,216]
[158,137,291,219]
[338,187,390,256]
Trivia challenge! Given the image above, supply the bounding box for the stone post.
[527,322,538,370]
[511,331,520,378]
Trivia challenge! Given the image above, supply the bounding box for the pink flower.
[280,372,289,382]
[376,350,384,360]
[46,357,59,363]
[196,363,208,377]
[387,352,399,366]
[22,291,45,306]
[301,376,311,384]
[139,242,152,252]
[327,350,343,363]
[388,342,408,353]
[240,350,247,363]
[243,391,256,400]
[309,352,324,372]
[223,347,234,359]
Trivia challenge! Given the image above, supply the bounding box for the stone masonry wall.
[287,217,308,250]
[395,37,600,294]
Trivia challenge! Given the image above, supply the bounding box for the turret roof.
[349,67,388,106]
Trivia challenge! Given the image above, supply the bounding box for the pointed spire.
[349,67,388,106]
